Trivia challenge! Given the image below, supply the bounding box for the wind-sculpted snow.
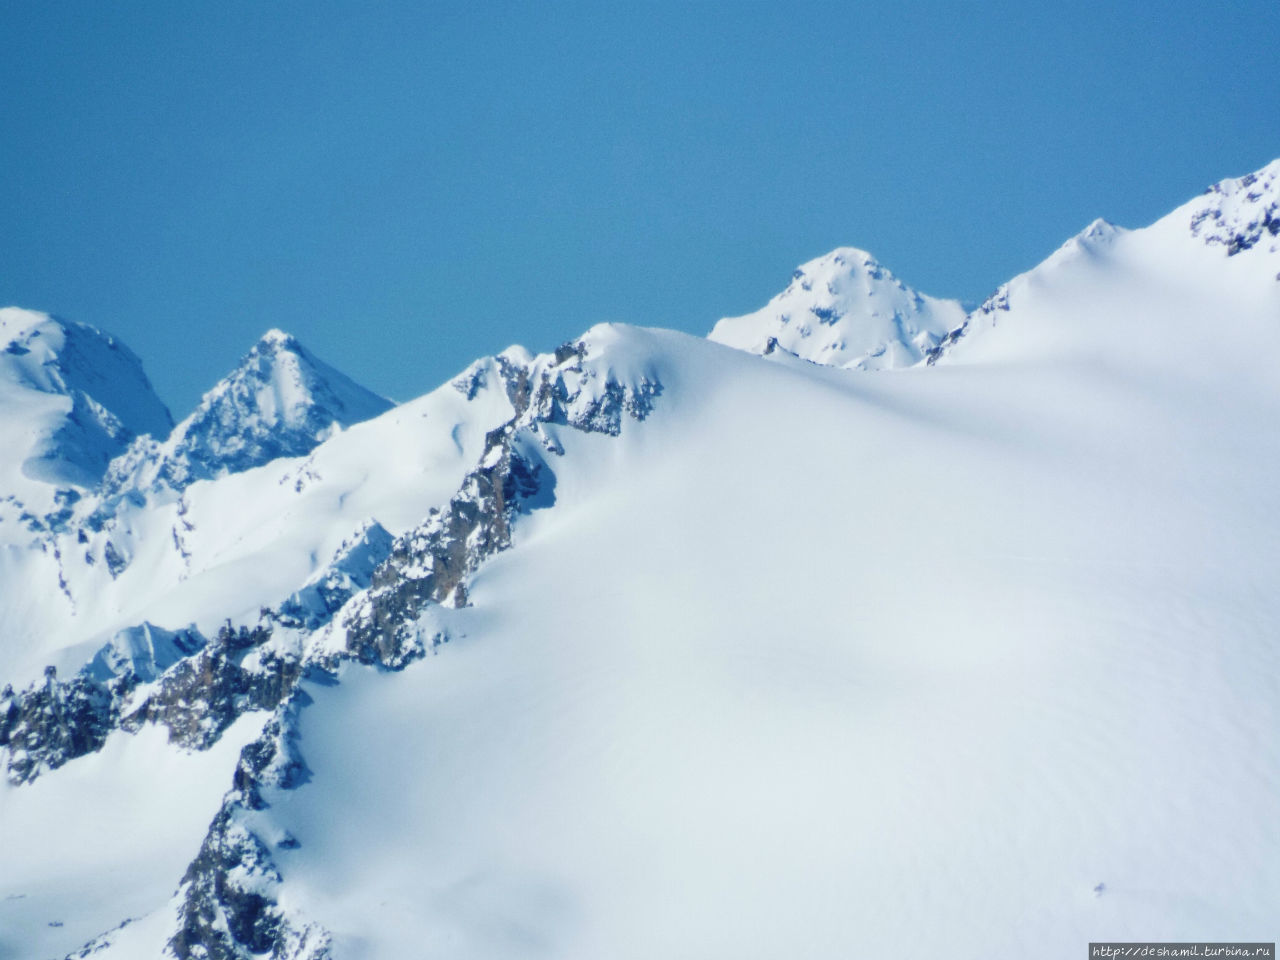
[926,218,1128,365]
[275,521,395,632]
[85,622,207,683]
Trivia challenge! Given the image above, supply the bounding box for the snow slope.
[935,161,1280,369]
[0,712,264,960]
[0,308,171,500]
[191,310,1280,959]
[2,159,1280,959]
[709,246,966,369]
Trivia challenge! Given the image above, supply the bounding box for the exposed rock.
[343,424,546,666]
[122,625,299,751]
[0,667,127,785]
[1190,163,1280,257]
[168,690,331,960]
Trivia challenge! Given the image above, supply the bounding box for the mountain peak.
[105,331,393,494]
[709,248,966,370]
[1081,217,1120,240]
[0,305,52,340]
[256,328,298,350]
[0,308,172,491]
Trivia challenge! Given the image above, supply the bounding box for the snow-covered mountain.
[0,308,172,497]
[3,159,1280,960]
[708,246,966,369]
[103,329,393,496]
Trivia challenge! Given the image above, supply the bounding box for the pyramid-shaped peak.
[793,247,892,278]
[1080,218,1121,240]
[104,330,394,494]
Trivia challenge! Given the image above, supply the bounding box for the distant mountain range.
[2,158,1279,960]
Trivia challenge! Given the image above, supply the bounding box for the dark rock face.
[103,540,128,578]
[169,690,330,960]
[344,338,661,666]
[163,344,665,959]
[344,424,547,666]
[122,626,300,751]
[0,624,294,785]
[0,668,126,784]
[170,805,286,959]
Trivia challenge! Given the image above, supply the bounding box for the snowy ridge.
[0,338,516,690]
[708,247,965,370]
[925,218,1127,363]
[930,161,1280,366]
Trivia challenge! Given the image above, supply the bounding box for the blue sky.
[3,1,1278,413]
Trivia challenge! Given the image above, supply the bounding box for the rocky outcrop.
[344,336,661,666]
[0,667,126,785]
[168,690,330,960]
[121,625,298,751]
[1190,162,1280,257]
[343,424,545,667]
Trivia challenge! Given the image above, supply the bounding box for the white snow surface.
[0,711,264,960]
[709,246,966,369]
[4,159,1280,958]
[0,307,171,500]
[228,309,1280,959]
[0,353,518,686]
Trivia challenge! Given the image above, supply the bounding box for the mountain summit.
[105,330,393,493]
[708,247,966,370]
[0,308,172,492]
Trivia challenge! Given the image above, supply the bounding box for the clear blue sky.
[3,1,1278,414]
